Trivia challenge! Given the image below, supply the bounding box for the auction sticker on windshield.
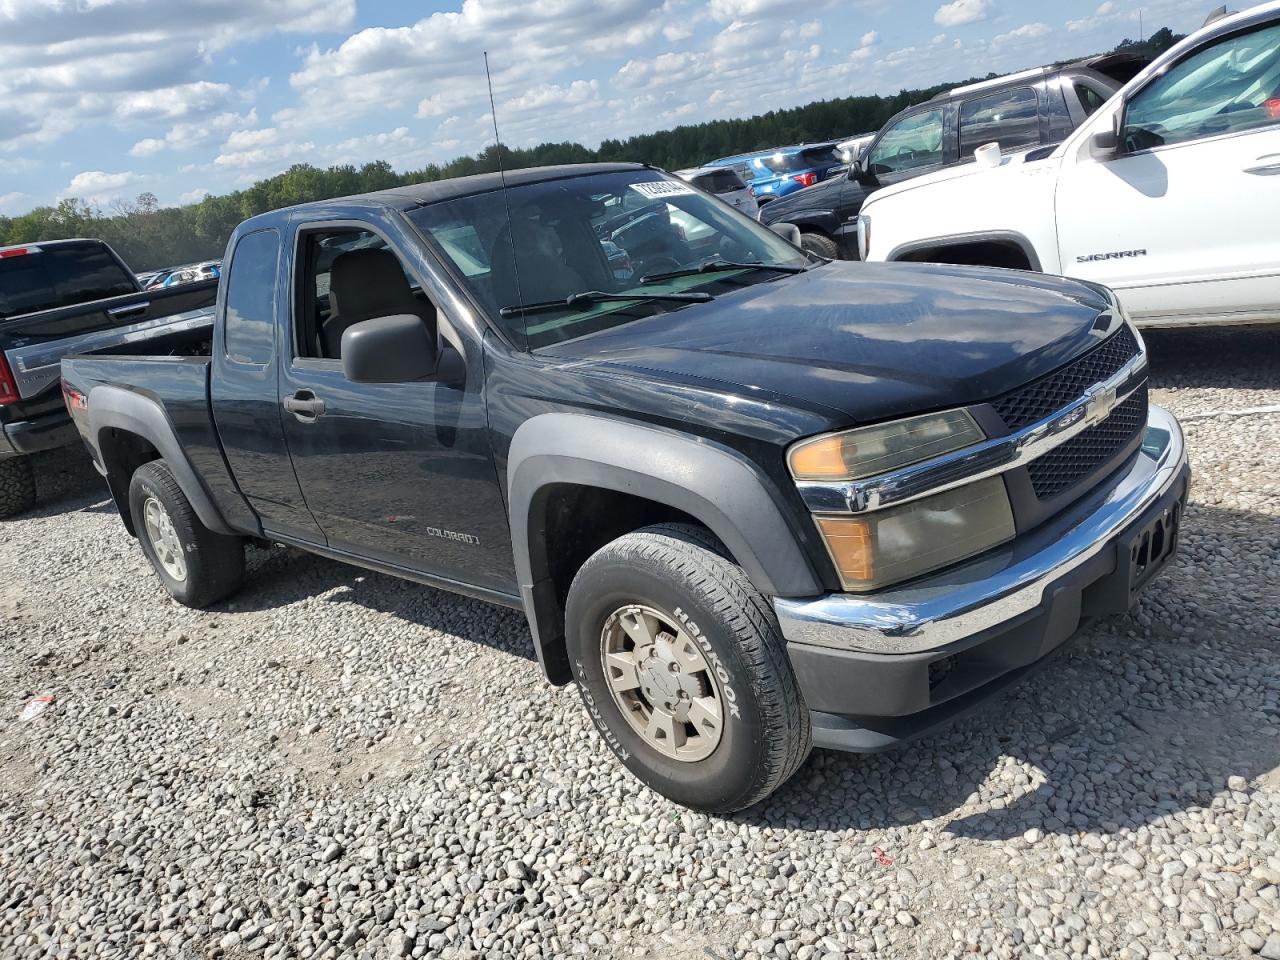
[629,181,696,199]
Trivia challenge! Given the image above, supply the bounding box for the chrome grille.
[991,326,1141,431]
[1027,384,1148,499]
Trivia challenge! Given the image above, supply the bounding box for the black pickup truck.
[62,163,1189,811]
[0,239,216,516]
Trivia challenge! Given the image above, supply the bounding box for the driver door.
[1055,18,1280,325]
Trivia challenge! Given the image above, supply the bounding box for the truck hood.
[540,261,1116,424]
[863,146,1053,210]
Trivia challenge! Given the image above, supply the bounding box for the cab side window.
[223,229,280,365]
[294,228,435,362]
[1124,21,1280,150]
[959,86,1040,155]
[868,109,945,177]
[1074,81,1109,117]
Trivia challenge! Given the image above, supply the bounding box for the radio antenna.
[484,51,528,336]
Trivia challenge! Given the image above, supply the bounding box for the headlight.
[856,214,870,259]
[788,409,984,481]
[789,409,1015,591]
[814,476,1015,591]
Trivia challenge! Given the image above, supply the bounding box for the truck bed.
[60,350,256,536]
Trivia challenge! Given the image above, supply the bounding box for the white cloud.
[708,0,824,21]
[933,0,990,27]
[861,30,879,46]
[1067,0,1124,33]
[0,192,35,215]
[178,188,210,205]
[59,170,139,205]
[222,127,279,151]
[0,0,356,154]
[504,80,600,112]
[129,110,258,157]
[284,0,667,133]
[992,22,1052,44]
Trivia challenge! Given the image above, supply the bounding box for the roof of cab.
[244,162,650,228]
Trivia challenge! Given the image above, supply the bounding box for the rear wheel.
[129,460,244,608]
[799,232,840,260]
[566,523,811,812]
[0,457,37,519]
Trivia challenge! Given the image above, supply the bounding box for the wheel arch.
[87,385,234,537]
[507,413,822,684]
[887,230,1042,272]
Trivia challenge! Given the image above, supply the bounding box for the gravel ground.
[2,327,1278,960]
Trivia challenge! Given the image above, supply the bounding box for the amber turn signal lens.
[788,437,849,480]
[814,517,874,583]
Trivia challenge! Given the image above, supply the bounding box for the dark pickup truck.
[0,239,216,516]
[62,163,1189,811]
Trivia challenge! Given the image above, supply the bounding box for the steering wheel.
[635,255,681,279]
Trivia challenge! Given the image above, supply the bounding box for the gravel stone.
[1,329,1278,959]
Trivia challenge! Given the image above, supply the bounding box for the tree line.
[0,29,1183,272]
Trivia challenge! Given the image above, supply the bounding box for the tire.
[0,456,36,519]
[128,459,244,608]
[566,523,811,812]
[799,232,840,260]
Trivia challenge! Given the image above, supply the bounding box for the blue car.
[707,142,845,205]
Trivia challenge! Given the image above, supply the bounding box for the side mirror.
[769,222,803,246]
[340,314,438,383]
[847,159,865,182]
[1089,127,1119,160]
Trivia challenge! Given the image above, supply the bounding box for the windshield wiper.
[640,260,808,284]
[498,290,713,318]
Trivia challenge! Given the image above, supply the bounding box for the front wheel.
[799,232,840,260]
[128,460,244,608]
[566,523,811,812]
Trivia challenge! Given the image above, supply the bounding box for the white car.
[859,1,1280,328]
[673,167,760,218]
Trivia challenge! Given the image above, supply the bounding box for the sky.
[0,0,1215,216]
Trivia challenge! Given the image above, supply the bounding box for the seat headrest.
[329,248,416,323]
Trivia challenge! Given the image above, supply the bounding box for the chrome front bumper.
[774,403,1187,656]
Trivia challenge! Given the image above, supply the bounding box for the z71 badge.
[1077,249,1147,263]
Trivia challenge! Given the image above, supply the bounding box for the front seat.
[488,217,586,316]
[321,248,434,359]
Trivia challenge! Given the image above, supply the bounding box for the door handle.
[1244,154,1280,175]
[106,301,149,319]
[283,391,325,421]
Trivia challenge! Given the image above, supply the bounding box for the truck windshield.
[408,169,809,349]
[0,241,137,320]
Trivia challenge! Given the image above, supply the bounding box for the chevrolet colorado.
[0,238,216,515]
[859,3,1280,328]
[62,163,1188,811]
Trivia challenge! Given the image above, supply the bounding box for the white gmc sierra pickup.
[859,1,1280,329]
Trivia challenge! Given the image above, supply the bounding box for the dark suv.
[760,55,1146,259]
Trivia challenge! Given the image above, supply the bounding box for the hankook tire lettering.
[673,606,742,720]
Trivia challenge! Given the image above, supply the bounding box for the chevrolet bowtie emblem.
[1083,383,1119,426]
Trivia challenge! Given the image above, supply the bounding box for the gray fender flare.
[507,412,821,682]
[87,385,234,536]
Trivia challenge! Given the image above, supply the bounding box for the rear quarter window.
[223,229,280,365]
